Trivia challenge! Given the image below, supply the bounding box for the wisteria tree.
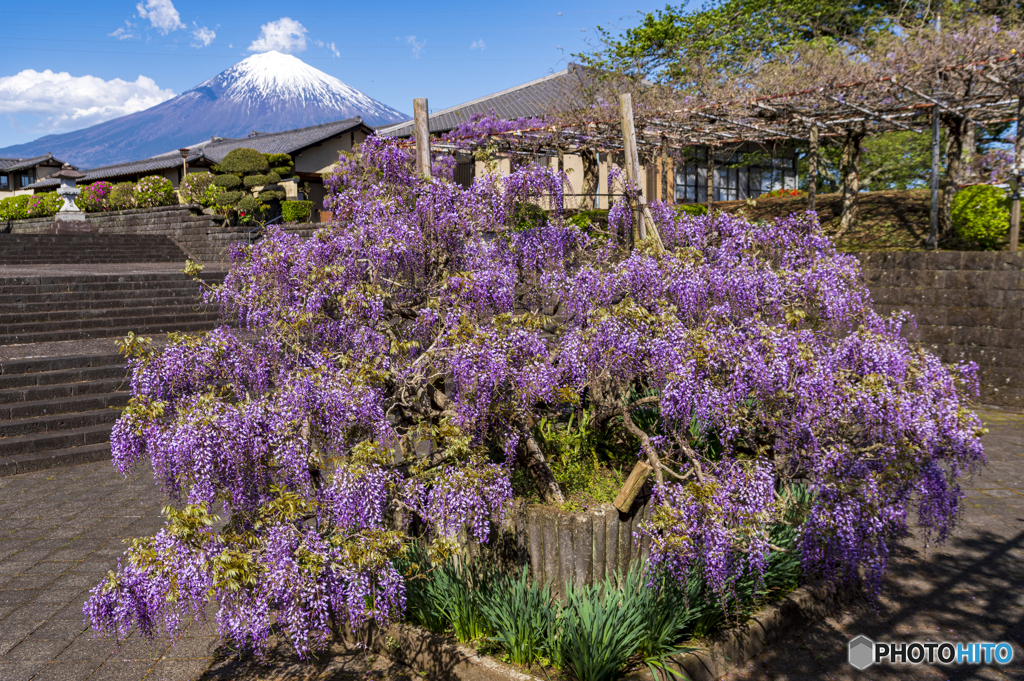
[86,135,985,657]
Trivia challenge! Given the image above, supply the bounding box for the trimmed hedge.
[218,148,269,174]
[952,184,1010,250]
[281,200,313,223]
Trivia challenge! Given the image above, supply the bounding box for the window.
[454,161,474,189]
[0,175,7,191]
[674,148,706,203]
[19,174,32,188]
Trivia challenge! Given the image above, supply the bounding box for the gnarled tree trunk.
[581,148,599,210]
[941,116,966,239]
[838,126,866,238]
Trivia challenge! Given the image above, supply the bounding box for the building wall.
[294,131,357,175]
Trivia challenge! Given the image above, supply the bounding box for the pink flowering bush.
[86,135,984,658]
[26,191,62,218]
[76,181,114,213]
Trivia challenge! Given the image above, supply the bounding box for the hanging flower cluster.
[87,135,984,657]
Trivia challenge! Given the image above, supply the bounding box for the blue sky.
[0,0,677,148]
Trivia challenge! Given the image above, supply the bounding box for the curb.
[625,580,854,681]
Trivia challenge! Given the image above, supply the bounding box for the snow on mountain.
[0,52,407,168]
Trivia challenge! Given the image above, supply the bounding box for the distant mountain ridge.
[0,52,407,168]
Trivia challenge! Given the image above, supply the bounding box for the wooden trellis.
[410,53,1024,250]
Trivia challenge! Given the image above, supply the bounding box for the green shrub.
[264,153,292,168]
[0,195,31,220]
[509,202,547,231]
[237,196,262,215]
[398,546,493,644]
[26,192,63,218]
[270,165,292,178]
[76,181,113,213]
[110,182,136,211]
[257,190,285,202]
[675,203,708,217]
[134,175,177,209]
[217,148,268,174]
[952,184,1010,250]
[243,174,270,188]
[480,567,555,667]
[179,172,219,207]
[215,191,244,206]
[281,200,312,223]
[559,578,647,681]
[266,171,282,184]
[213,174,242,189]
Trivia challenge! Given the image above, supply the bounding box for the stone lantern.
[50,164,87,221]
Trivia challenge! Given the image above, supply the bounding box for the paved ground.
[0,461,222,681]
[727,407,1024,680]
[0,408,1021,681]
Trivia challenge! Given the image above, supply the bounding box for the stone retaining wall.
[4,205,318,264]
[856,251,1024,409]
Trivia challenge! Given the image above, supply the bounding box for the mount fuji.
[0,52,408,168]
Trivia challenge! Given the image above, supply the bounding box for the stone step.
[0,421,114,456]
[0,442,113,478]
[0,302,213,325]
[0,376,126,404]
[0,287,210,306]
[0,364,126,391]
[0,272,223,286]
[0,309,220,336]
[0,392,128,422]
[0,319,220,345]
[0,279,204,295]
[0,353,123,376]
[0,295,213,315]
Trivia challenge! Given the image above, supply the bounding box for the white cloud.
[135,0,185,34]
[0,69,175,134]
[314,39,341,57]
[192,24,216,48]
[248,17,307,54]
[406,36,426,59]
[470,40,486,50]
[109,21,139,41]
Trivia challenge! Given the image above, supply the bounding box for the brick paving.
[726,407,1024,680]
[0,461,220,681]
[0,408,1021,681]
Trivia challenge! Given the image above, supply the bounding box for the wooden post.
[613,460,652,513]
[808,124,818,212]
[706,146,715,210]
[1011,96,1022,253]
[619,93,646,243]
[927,105,940,250]
[660,137,669,203]
[413,98,431,178]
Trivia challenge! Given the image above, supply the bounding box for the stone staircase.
[0,230,229,476]
[0,272,224,345]
[0,233,187,264]
[0,353,129,476]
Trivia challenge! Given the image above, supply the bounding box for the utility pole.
[619,93,646,243]
[1010,96,1022,252]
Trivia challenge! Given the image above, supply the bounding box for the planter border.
[354,579,853,681]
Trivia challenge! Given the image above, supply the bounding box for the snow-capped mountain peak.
[196,51,385,113]
[0,53,407,167]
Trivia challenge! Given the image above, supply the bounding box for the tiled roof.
[0,154,62,172]
[25,118,370,190]
[199,118,369,163]
[25,155,189,189]
[378,64,592,138]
